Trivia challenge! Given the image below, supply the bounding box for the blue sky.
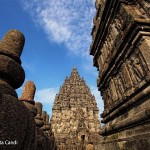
[0,0,104,118]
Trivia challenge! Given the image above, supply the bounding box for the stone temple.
[90,0,150,149]
[0,0,150,149]
[50,67,101,149]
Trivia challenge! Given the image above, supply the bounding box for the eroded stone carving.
[127,52,145,85]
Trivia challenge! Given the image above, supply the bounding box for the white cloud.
[22,62,36,74]
[35,87,59,117]
[21,0,96,57]
[35,87,58,104]
[82,57,98,76]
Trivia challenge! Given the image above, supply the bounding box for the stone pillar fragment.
[35,102,44,127]
[20,81,36,101]
[35,103,56,150]
[19,81,37,116]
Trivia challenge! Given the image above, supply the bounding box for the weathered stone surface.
[90,0,150,149]
[0,30,25,56]
[86,143,94,150]
[36,128,49,150]
[41,111,49,131]
[51,67,101,149]
[19,81,37,148]
[19,81,37,116]
[35,102,56,150]
[0,30,36,150]
[35,102,46,150]
[20,81,36,101]
[35,102,44,127]
[0,30,25,89]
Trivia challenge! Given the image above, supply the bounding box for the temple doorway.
[81,135,85,143]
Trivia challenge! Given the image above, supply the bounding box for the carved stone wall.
[51,68,101,150]
[90,0,150,149]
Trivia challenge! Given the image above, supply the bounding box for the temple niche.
[50,67,101,150]
[90,0,150,150]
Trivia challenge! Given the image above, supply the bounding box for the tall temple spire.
[70,67,80,80]
[51,68,101,149]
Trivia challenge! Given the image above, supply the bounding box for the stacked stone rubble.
[35,102,56,150]
[0,30,36,150]
[90,0,150,149]
[20,81,56,150]
[0,30,56,150]
[51,67,101,149]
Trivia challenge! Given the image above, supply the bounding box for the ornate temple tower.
[51,67,101,149]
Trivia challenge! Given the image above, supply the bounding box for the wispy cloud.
[35,87,59,117]
[35,87,58,104]
[21,0,95,57]
[22,62,37,74]
[82,57,98,76]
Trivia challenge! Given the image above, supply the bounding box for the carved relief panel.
[126,50,146,85]
[97,12,124,73]
[96,3,141,76]
[102,47,148,111]
[101,85,112,110]
[139,0,150,14]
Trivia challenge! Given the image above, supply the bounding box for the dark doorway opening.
[81,135,85,143]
